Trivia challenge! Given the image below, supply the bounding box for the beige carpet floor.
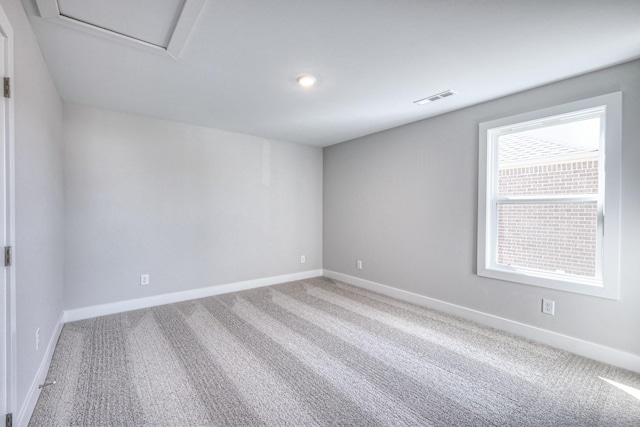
[30,276,640,426]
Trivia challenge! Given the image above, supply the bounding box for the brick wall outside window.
[497,160,598,277]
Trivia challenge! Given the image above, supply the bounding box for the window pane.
[497,202,597,278]
[498,118,600,196]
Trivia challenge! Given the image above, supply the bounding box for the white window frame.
[478,92,621,299]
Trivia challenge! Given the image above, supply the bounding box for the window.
[478,93,621,299]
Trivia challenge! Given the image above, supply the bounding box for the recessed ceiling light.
[297,75,317,87]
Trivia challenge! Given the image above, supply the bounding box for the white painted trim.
[0,3,16,419]
[35,0,58,19]
[34,0,206,59]
[16,312,64,427]
[50,15,168,56]
[166,0,206,59]
[64,270,323,323]
[322,270,640,374]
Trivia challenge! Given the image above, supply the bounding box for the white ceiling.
[20,0,640,147]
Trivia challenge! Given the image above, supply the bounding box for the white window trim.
[477,92,622,299]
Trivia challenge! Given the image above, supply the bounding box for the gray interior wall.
[1,0,65,414]
[323,59,640,356]
[63,104,322,310]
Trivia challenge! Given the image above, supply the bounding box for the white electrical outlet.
[36,328,40,350]
[300,255,306,264]
[356,260,363,270]
[542,299,555,315]
[140,274,150,286]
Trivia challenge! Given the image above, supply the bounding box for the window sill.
[478,266,618,300]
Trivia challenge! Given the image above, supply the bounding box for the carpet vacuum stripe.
[28,276,640,426]
[254,287,496,425]
[185,304,319,425]
[267,286,523,422]
[227,293,430,425]
[294,281,542,397]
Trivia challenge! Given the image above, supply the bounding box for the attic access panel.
[57,0,184,47]
[35,0,205,58]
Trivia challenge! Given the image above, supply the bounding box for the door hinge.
[3,77,10,98]
[4,246,11,266]
[5,413,12,427]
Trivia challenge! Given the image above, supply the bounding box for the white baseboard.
[16,312,65,427]
[322,270,640,374]
[63,270,323,323]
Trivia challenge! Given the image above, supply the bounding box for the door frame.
[0,3,15,420]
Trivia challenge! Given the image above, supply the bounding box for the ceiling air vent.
[414,90,456,105]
